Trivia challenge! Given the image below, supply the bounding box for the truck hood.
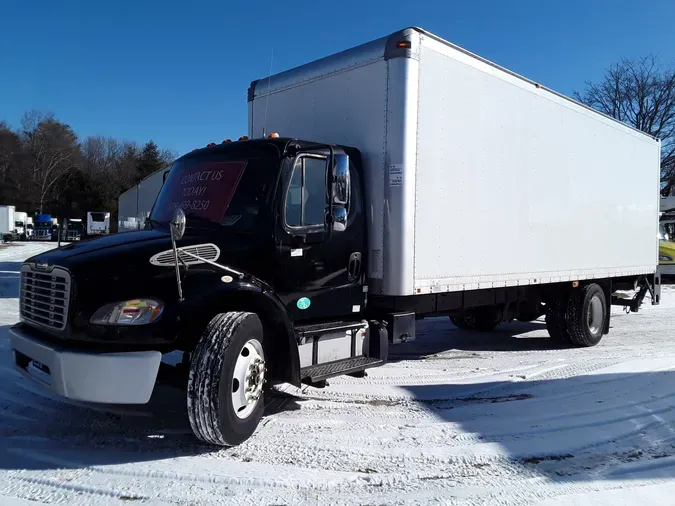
[26,230,168,264]
[24,228,272,293]
[660,241,675,264]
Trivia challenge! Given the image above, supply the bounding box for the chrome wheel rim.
[588,294,604,335]
[231,338,265,419]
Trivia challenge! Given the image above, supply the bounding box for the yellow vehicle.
[659,224,675,276]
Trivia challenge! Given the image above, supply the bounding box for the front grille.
[20,264,72,331]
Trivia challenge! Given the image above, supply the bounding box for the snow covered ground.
[2,243,675,505]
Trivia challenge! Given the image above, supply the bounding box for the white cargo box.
[249,27,661,297]
[0,205,16,235]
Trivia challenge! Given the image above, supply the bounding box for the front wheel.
[187,311,267,446]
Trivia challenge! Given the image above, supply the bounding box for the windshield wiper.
[184,214,225,228]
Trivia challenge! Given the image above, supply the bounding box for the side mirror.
[332,206,347,232]
[332,154,350,206]
[170,207,186,241]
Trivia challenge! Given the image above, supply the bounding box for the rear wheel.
[566,283,607,347]
[461,307,502,332]
[449,316,473,330]
[545,296,570,344]
[187,311,267,446]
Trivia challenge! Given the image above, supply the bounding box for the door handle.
[348,252,362,282]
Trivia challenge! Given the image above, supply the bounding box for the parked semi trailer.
[33,214,52,241]
[25,216,34,240]
[10,27,661,447]
[62,218,84,241]
[14,211,28,240]
[87,212,110,236]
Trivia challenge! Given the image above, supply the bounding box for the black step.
[300,356,383,383]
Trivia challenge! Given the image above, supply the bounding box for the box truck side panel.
[249,49,389,282]
[412,35,660,294]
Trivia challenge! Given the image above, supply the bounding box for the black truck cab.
[9,137,385,446]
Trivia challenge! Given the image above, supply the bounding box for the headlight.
[660,255,673,262]
[90,299,164,325]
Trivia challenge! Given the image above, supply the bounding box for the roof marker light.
[268,132,279,138]
[238,136,249,141]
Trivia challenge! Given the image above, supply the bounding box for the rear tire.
[566,283,607,347]
[187,311,267,446]
[545,296,570,344]
[449,316,473,330]
[464,307,501,332]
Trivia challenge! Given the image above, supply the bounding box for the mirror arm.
[170,208,187,302]
[325,146,335,240]
[170,225,184,302]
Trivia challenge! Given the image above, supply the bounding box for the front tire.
[187,311,267,446]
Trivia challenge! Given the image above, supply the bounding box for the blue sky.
[2,0,674,156]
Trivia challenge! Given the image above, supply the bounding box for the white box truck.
[10,27,661,447]
[87,212,110,236]
[0,205,17,241]
[25,216,34,240]
[14,211,27,240]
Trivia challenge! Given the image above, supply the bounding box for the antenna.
[262,48,273,138]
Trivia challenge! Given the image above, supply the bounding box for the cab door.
[274,150,365,322]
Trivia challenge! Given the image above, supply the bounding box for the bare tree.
[21,111,80,212]
[574,56,675,195]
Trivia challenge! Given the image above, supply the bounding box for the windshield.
[90,212,107,222]
[15,221,24,227]
[150,151,276,230]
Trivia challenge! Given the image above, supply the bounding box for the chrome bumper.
[10,326,161,404]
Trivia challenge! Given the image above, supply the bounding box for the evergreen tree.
[136,140,164,179]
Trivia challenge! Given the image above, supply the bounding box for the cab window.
[285,156,327,228]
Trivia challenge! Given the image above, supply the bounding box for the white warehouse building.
[117,166,169,232]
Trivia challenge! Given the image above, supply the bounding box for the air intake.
[149,243,220,267]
